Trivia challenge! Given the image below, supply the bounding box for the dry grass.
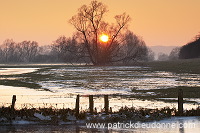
[143,58,200,74]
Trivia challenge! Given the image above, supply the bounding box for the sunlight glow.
[100,34,109,42]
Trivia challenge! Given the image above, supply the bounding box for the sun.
[100,34,109,42]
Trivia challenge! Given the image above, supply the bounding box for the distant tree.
[16,41,38,62]
[0,47,3,62]
[179,33,200,59]
[158,53,169,61]
[34,45,53,62]
[147,48,155,61]
[0,39,17,63]
[169,47,180,60]
[50,36,79,63]
[121,31,148,64]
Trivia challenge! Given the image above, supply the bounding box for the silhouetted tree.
[179,34,200,59]
[69,0,133,65]
[50,36,80,63]
[16,41,38,62]
[0,39,39,63]
[0,39,17,63]
[121,31,148,64]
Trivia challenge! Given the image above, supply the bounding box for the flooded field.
[0,65,200,110]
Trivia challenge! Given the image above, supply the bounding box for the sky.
[0,0,200,46]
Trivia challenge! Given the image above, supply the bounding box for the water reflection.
[39,66,200,92]
[1,66,200,111]
[0,86,197,111]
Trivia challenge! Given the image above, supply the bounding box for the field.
[1,59,200,132]
[0,59,200,110]
[144,58,200,74]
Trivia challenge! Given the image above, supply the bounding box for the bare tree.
[50,36,80,63]
[69,0,131,65]
[1,39,17,62]
[119,31,148,64]
[16,41,38,62]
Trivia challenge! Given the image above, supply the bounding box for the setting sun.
[100,34,109,42]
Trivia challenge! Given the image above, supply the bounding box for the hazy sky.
[0,0,200,46]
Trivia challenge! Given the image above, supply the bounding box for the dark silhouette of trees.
[0,39,18,63]
[179,34,200,59]
[0,1,150,64]
[50,36,81,63]
[121,31,148,64]
[16,41,38,62]
[0,35,150,64]
[0,39,39,63]
[69,0,148,65]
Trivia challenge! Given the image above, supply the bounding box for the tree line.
[158,33,200,61]
[0,33,154,64]
[179,34,200,59]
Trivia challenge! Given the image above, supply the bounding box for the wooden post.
[11,95,16,111]
[75,95,80,117]
[178,89,183,116]
[89,95,94,114]
[104,95,109,114]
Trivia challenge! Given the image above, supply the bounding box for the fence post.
[75,95,80,117]
[104,95,109,114]
[11,95,16,111]
[178,89,183,116]
[89,95,94,114]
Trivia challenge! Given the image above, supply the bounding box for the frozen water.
[0,65,200,110]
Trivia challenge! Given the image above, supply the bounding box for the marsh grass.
[130,86,200,103]
[0,80,42,89]
[144,58,200,74]
[1,105,200,125]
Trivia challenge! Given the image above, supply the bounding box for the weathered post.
[11,95,16,111]
[178,89,183,116]
[104,95,109,114]
[89,95,94,114]
[75,95,80,117]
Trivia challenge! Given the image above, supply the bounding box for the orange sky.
[0,0,200,46]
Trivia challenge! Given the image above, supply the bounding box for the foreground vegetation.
[131,86,200,103]
[0,60,200,125]
[1,105,200,125]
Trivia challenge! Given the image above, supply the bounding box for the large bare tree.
[69,0,131,65]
